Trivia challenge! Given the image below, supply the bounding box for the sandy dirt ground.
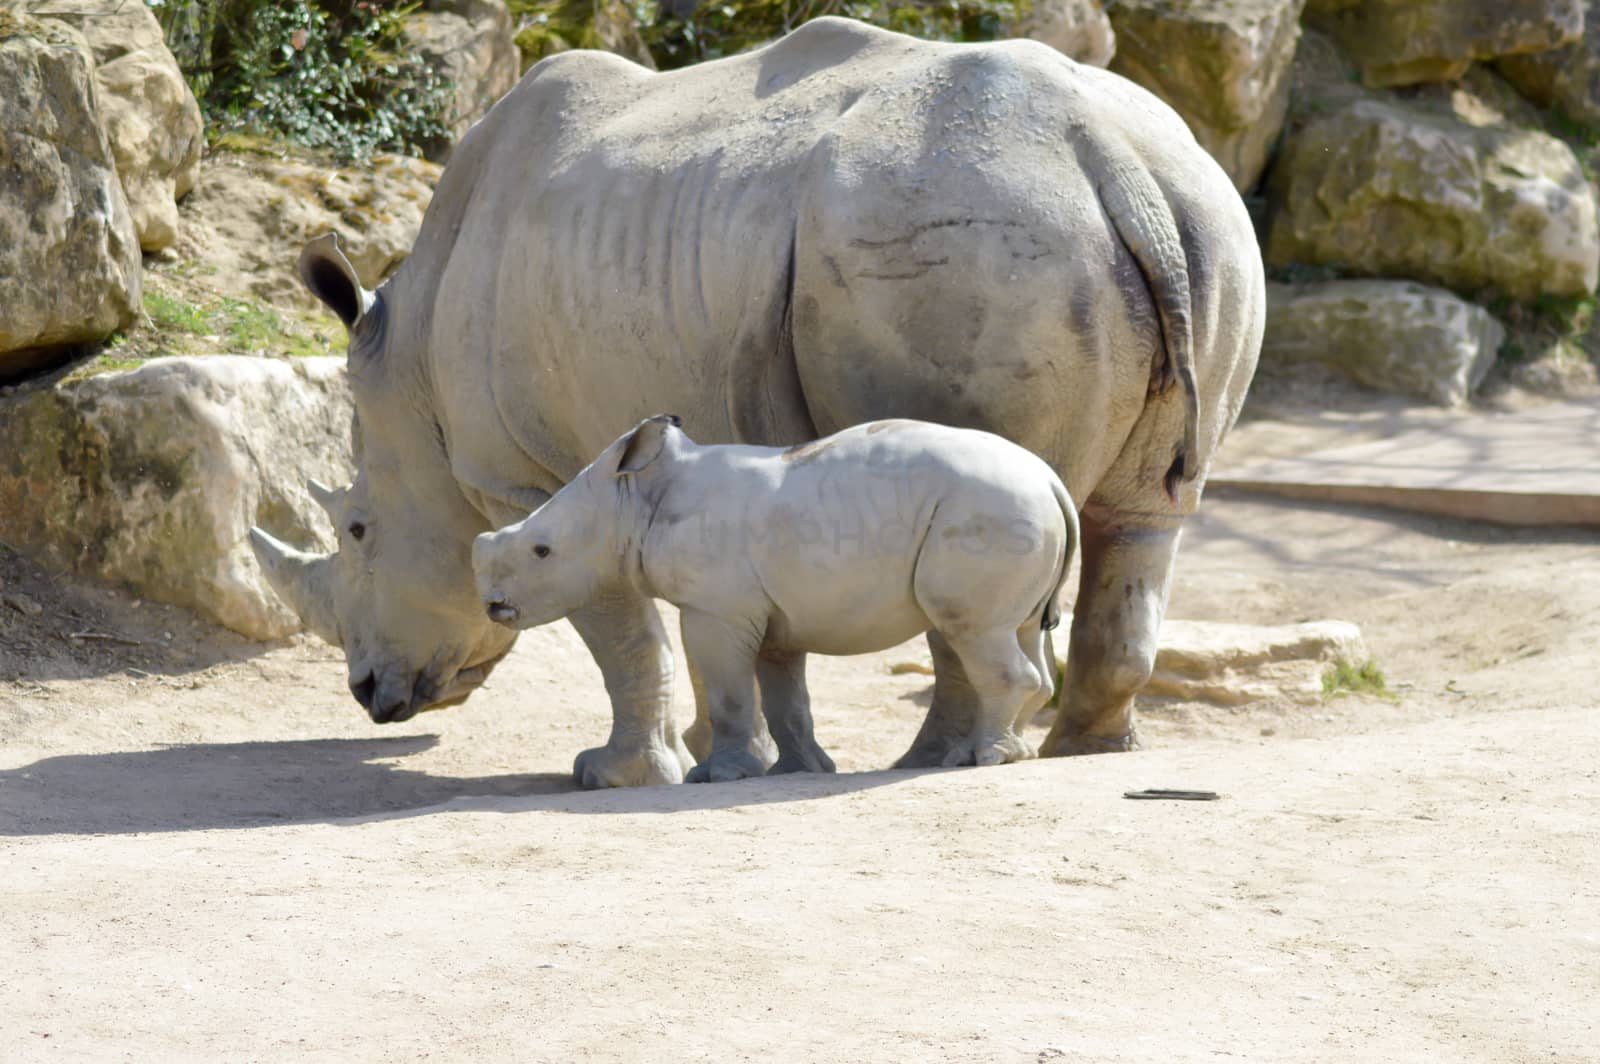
[4,404,1600,1060]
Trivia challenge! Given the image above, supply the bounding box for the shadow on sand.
[0,734,930,836]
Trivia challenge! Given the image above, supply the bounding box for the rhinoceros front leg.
[681,617,777,769]
[567,589,695,788]
[757,651,835,775]
[1040,509,1183,757]
[680,610,768,784]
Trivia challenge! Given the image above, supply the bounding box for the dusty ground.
[4,401,1600,1060]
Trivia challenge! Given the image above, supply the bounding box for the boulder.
[173,150,441,311]
[1266,96,1600,300]
[37,0,204,253]
[1134,619,1370,705]
[894,617,1368,707]
[0,357,353,640]
[0,13,141,381]
[1009,0,1116,67]
[1498,5,1600,130]
[1106,0,1304,191]
[1263,280,1504,405]
[406,0,520,155]
[1303,0,1584,88]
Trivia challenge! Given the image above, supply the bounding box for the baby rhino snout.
[483,590,519,625]
[471,531,520,625]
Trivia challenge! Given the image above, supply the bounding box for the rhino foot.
[1037,729,1141,758]
[684,715,777,768]
[573,737,687,789]
[685,749,768,784]
[768,744,837,776]
[893,732,962,770]
[939,731,1035,768]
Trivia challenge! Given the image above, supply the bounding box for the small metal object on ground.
[1123,789,1220,801]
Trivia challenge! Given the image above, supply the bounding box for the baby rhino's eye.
[533,544,550,559]
[348,521,366,541]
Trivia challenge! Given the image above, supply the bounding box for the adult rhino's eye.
[533,544,550,559]
[348,521,367,542]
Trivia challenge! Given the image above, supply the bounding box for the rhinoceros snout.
[350,670,416,724]
[483,591,520,626]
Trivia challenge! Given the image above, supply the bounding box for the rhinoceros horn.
[249,527,341,646]
[306,478,346,523]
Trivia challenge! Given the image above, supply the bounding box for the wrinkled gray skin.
[251,17,1264,788]
[474,416,1078,781]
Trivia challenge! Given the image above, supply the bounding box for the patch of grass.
[143,291,211,335]
[1322,659,1398,701]
[70,270,340,380]
[216,298,329,358]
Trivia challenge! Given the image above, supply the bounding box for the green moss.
[1321,659,1397,701]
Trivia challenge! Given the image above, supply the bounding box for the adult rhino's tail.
[1041,475,1080,632]
[1093,139,1201,504]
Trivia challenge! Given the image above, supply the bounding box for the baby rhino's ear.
[613,414,681,476]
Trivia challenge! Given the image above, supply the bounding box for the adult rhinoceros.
[250,16,1264,788]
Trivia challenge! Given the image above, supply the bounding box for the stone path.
[1213,399,1600,526]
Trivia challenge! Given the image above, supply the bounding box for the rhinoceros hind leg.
[931,627,1044,768]
[894,630,978,769]
[1040,511,1182,758]
[567,591,693,788]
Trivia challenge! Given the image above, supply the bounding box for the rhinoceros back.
[397,17,1259,520]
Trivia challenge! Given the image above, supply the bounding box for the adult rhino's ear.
[298,232,373,332]
[613,414,682,476]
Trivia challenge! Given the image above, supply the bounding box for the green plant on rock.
[1321,659,1397,701]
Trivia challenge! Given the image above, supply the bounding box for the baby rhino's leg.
[680,610,768,784]
[934,628,1042,767]
[758,651,836,775]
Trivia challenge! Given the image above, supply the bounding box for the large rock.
[0,12,141,381]
[1266,96,1600,300]
[174,150,441,311]
[1263,280,1504,405]
[0,357,353,639]
[406,0,520,155]
[1107,0,1304,191]
[1498,5,1600,130]
[37,0,204,252]
[1304,0,1584,88]
[1136,619,1370,705]
[1010,0,1116,67]
[895,617,1368,707]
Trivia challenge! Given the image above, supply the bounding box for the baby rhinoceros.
[472,415,1078,783]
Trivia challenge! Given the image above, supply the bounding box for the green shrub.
[633,0,1033,70]
[146,0,450,160]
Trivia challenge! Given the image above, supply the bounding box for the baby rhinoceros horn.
[305,478,347,522]
[248,526,341,646]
